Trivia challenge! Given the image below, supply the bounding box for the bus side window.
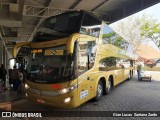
[99,57,119,71]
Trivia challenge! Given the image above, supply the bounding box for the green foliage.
[102,57,117,67]
[111,13,160,53]
[139,14,160,48]
[103,32,115,44]
[103,31,126,49]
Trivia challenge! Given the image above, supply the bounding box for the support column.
[0,42,2,64]
[1,41,3,64]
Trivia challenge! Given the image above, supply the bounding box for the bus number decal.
[80,90,88,100]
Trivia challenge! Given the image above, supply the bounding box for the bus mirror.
[8,58,17,69]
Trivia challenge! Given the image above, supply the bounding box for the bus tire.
[94,80,103,101]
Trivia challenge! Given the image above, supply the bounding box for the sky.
[141,2,160,22]
[110,2,160,51]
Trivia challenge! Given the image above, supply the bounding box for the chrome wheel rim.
[108,80,111,92]
[97,84,102,97]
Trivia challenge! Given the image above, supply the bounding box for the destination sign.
[44,50,64,56]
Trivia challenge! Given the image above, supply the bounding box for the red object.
[145,60,154,65]
[51,84,62,90]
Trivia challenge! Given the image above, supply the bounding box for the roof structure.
[145,60,154,65]
[136,45,160,59]
[0,0,160,48]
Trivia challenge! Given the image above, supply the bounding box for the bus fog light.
[25,93,28,97]
[25,84,30,89]
[64,97,71,103]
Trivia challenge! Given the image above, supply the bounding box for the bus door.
[122,59,130,80]
[76,40,93,104]
[16,47,30,69]
[121,66,126,81]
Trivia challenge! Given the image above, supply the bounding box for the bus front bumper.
[25,90,79,108]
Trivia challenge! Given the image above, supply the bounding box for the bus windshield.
[33,11,82,42]
[28,46,75,84]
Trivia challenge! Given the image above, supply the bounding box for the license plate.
[37,98,45,103]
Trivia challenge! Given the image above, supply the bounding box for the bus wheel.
[94,80,103,101]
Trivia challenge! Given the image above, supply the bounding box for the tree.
[111,16,144,56]
[140,15,160,48]
[110,14,160,58]
[103,31,126,49]
[140,16,160,66]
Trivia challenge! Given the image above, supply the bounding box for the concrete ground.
[1,71,160,120]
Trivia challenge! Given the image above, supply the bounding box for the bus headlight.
[64,97,71,103]
[25,84,30,89]
[60,88,69,94]
[59,84,78,94]
[25,93,28,97]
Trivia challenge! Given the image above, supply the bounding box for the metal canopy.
[0,0,160,43]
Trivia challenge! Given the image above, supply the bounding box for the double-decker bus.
[11,11,134,108]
